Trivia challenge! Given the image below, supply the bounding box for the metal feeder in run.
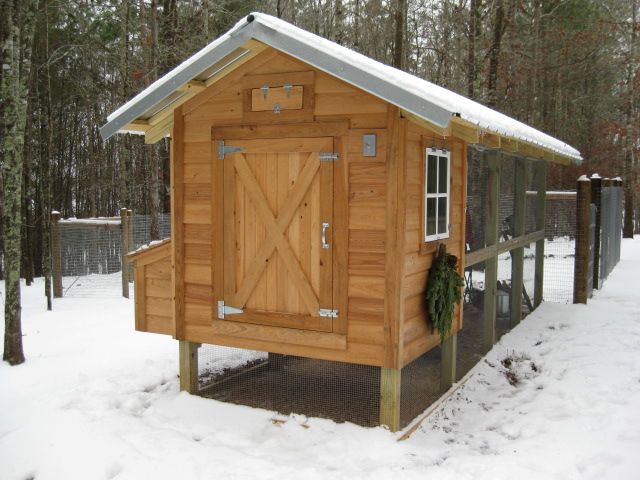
[496,289,510,318]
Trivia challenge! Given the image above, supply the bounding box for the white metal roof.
[100,12,582,162]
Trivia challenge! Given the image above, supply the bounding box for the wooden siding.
[400,122,467,367]
[130,241,174,336]
[176,48,389,366]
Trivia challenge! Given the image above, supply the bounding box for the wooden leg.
[510,247,524,327]
[379,367,401,431]
[440,333,457,391]
[179,340,200,393]
[483,259,497,353]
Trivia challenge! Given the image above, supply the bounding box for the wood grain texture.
[399,121,467,367]
[184,324,384,366]
[332,135,349,334]
[172,48,433,364]
[383,106,407,369]
[131,243,172,336]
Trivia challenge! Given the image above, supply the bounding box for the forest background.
[1,0,638,362]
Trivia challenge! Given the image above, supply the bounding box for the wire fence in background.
[543,192,577,303]
[54,212,171,298]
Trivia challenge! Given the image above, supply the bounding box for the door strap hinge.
[319,152,339,161]
[218,300,243,319]
[319,308,339,318]
[218,140,243,160]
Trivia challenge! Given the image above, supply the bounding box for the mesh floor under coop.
[197,344,443,429]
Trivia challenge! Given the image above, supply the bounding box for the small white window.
[424,147,450,242]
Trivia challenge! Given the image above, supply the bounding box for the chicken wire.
[465,149,489,252]
[57,213,170,297]
[543,194,577,303]
[198,345,382,427]
[196,343,445,429]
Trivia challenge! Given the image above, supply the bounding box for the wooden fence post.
[573,176,592,304]
[51,212,63,298]
[380,367,401,431]
[590,174,602,289]
[127,210,135,280]
[179,340,200,393]
[534,161,547,308]
[510,158,526,326]
[483,151,500,353]
[120,208,129,299]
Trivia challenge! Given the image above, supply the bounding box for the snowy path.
[2,238,640,479]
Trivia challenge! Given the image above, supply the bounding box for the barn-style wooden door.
[214,136,335,332]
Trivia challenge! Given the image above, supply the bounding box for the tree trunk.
[2,0,37,365]
[334,0,344,45]
[487,0,506,108]
[623,0,637,238]
[393,0,407,69]
[467,0,480,99]
[42,0,53,310]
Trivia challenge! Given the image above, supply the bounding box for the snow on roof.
[101,12,581,163]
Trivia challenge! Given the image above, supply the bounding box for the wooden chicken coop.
[101,13,581,431]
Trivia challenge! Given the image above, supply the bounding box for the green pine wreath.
[426,244,465,342]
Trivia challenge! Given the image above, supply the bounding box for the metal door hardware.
[321,222,330,249]
[217,300,243,319]
[319,152,339,161]
[217,140,243,159]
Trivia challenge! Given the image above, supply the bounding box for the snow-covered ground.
[2,238,640,479]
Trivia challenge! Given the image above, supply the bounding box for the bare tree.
[2,0,37,365]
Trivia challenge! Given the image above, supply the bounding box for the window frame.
[422,146,451,243]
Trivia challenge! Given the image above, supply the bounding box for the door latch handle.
[321,222,330,249]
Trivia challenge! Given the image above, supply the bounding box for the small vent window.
[424,148,450,242]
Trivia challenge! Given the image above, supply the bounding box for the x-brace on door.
[213,135,335,332]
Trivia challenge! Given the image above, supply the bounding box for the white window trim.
[423,147,451,242]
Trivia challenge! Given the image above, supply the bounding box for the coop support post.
[510,158,526,326]
[534,161,547,308]
[380,367,401,431]
[573,177,592,304]
[483,151,500,353]
[127,209,134,282]
[179,340,200,393]
[51,212,63,298]
[120,208,130,298]
[440,333,457,391]
[590,175,603,289]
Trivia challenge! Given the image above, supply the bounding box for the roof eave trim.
[99,22,255,141]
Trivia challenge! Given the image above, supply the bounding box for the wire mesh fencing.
[196,343,444,429]
[543,192,577,303]
[54,212,171,297]
[600,185,623,281]
[198,345,383,427]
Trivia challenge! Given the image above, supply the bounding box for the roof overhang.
[100,13,582,164]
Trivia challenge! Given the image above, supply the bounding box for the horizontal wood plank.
[349,206,386,230]
[348,252,385,276]
[315,92,387,116]
[184,224,211,244]
[184,263,212,285]
[184,142,212,163]
[348,275,385,299]
[145,315,173,335]
[184,201,211,225]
